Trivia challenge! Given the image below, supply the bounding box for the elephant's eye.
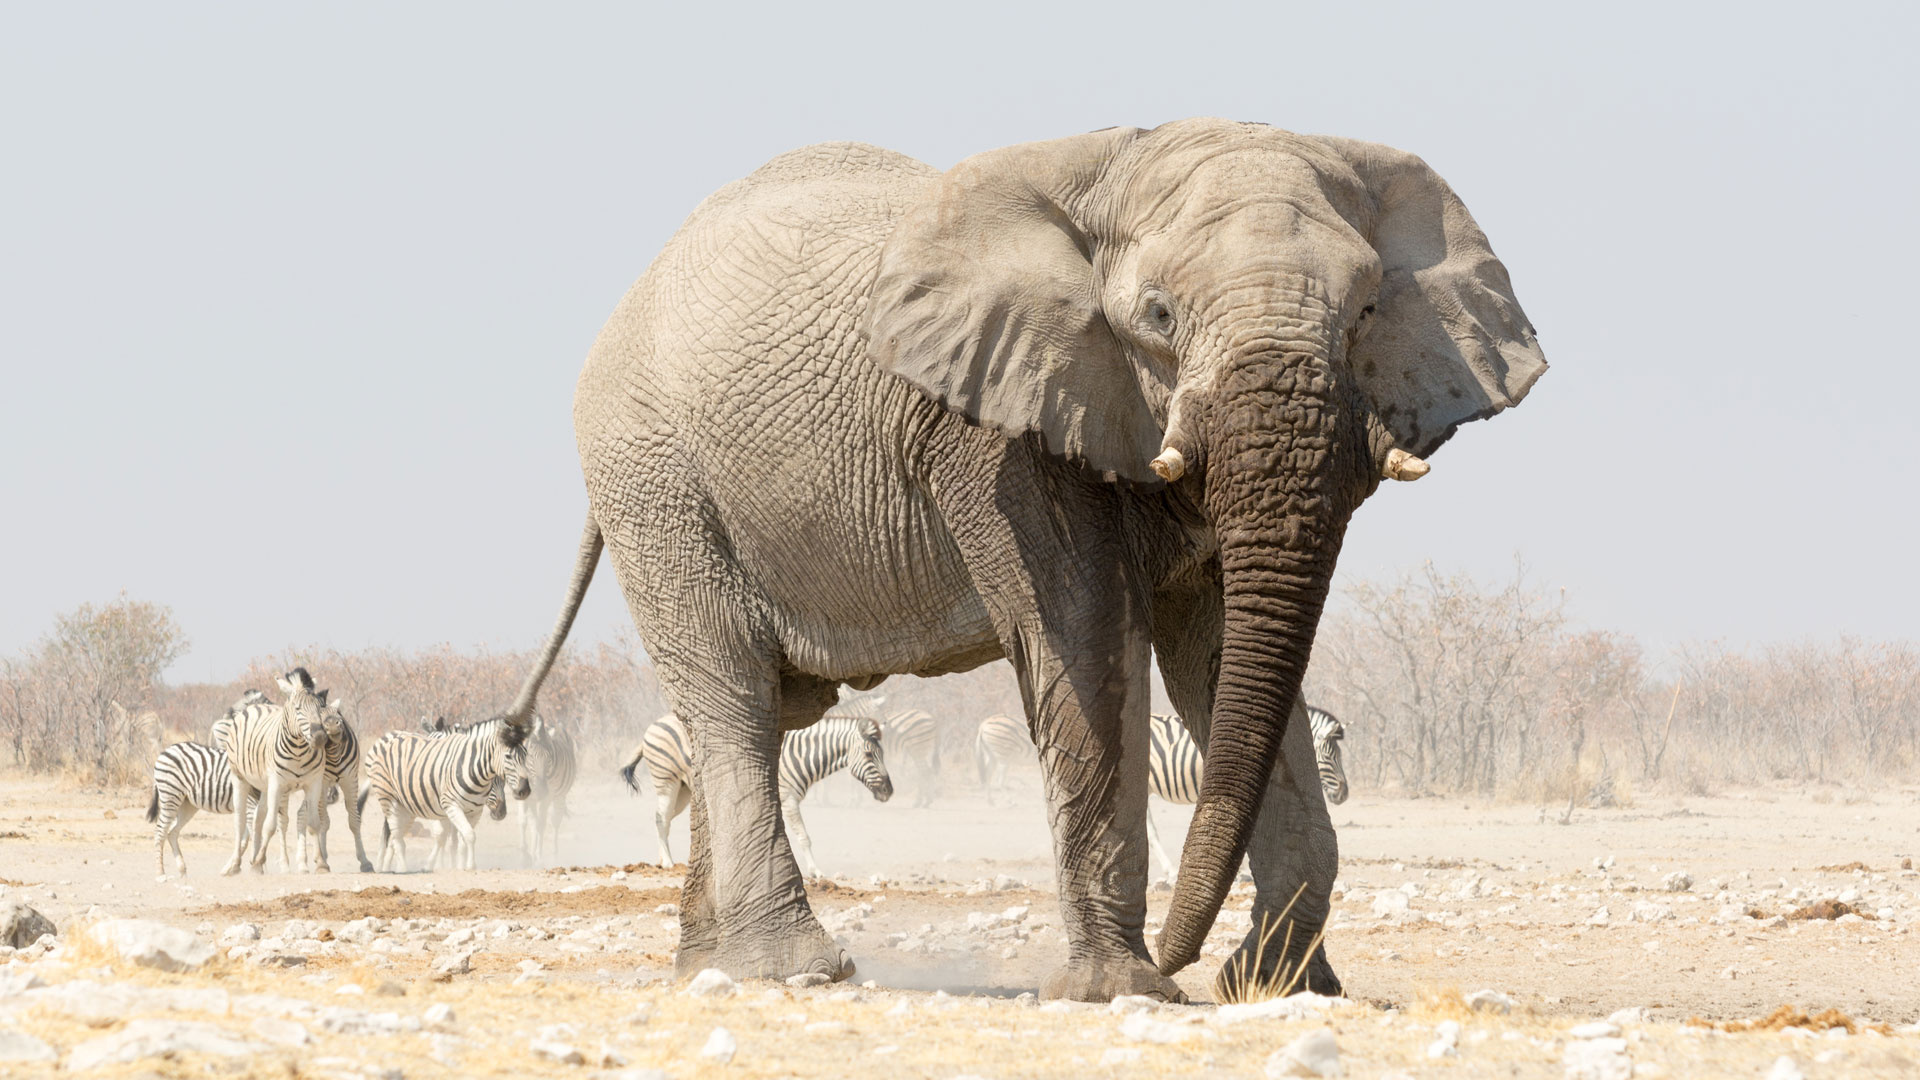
[1144,299,1175,337]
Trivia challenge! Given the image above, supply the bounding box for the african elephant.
[505,119,1545,1002]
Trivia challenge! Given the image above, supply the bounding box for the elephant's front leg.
[1216,696,1340,1001]
[1024,618,1178,1003]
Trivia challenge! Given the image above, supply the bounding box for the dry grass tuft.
[1409,983,1474,1021]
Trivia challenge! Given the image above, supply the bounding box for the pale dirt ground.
[1,768,1917,1078]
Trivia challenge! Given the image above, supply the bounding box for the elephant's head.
[863,119,1543,975]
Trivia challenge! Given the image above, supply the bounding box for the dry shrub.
[1409,984,1473,1021]
[1692,1005,1865,1033]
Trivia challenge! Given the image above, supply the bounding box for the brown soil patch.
[1693,1005,1869,1033]
[545,863,683,879]
[1814,861,1873,872]
[190,885,680,922]
[1786,899,1872,921]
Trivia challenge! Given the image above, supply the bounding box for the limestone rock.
[685,968,739,998]
[0,903,55,949]
[66,1019,263,1070]
[88,919,213,972]
[1266,1028,1343,1077]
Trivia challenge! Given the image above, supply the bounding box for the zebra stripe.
[1143,704,1350,878]
[882,709,940,807]
[620,713,693,869]
[779,715,893,879]
[972,715,1029,805]
[518,715,578,865]
[287,700,372,873]
[221,668,336,875]
[1306,706,1348,806]
[361,716,530,872]
[148,741,241,877]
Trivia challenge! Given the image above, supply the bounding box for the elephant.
[503,118,1545,1002]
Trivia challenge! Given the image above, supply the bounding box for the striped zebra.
[972,714,1030,806]
[147,690,280,877]
[291,697,372,873]
[882,709,941,807]
[619,713,692,869]
[1143,705,1350,878]
[779,715,893,879]
[359,716,531,872]
[518,715,577,865]
[221,669,338,876]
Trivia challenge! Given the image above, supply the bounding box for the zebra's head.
[849,717,894,803]
[493,716,534,801]
[318,694,345,741]
[1308,707,1348,806]
[275,668,326,746]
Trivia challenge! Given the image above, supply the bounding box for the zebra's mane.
[285,667,316,692]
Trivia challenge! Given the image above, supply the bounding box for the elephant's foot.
[1042,956,1186,1003]
[709,922,854,983]
[1212,925,1341,1003]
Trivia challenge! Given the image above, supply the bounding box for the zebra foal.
[360,716,530,872]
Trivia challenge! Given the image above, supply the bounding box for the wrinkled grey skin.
[507,119,1544,1001]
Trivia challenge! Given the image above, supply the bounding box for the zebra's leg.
[153,793,172,878]
[343,763,372,872]
[1217,697,1341,1001]
[1144,804,1177,882]
[249,773,287,872]
[306,777,333,873]
[779,788,821,880]
[655,780,686,869]
[222,779,260,876]
[165,802,196,878]
[445,805,480,872]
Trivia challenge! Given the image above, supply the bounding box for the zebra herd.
[144,668,578,877]
[146,672,1349,878]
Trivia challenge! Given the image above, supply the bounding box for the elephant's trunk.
[1155,343,1368,976]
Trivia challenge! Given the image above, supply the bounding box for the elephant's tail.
[505,514,603,729]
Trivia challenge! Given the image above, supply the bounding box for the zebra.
[517,715,577,865]
[882,709,941,807]
[288,697,373,873]
[619,713,692,869]
[359,716,530,872]
[972,714,1030,805]
[221,669,338,876]
[1143,705,1350,879]
[147,690,285,878]
[620,712,893,877]
[779,715,894,879]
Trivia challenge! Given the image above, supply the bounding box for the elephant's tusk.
[1149,447,1186,482]
[1384,448,1430,481]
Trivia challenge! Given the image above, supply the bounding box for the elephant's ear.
[1314,137,1547,458]
[864,127,1166,482]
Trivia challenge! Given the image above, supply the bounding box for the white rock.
[0,971,45,997]
[1108,994,1159,1016]
[1212,993,1348,1026]
[431,950,473,981]
[1101,1047,1144,1065]
[1119,1012,1211,1044]
[66,1019,264,1070]
[532,1040,584,1065]
[1608,1007,1648,1025]
[1466,989,1515,1014]
[1587,907,1611,926]
[1564,1037,1632,1080]
[1661,872,1693,892]
[423,1003,455,1028]
[87,920,214,972]
[1427,1019,1461,1059]
[685,968,739,998]
[249,1017,312,1047]
[1265,1028,1343,1077]
[221,923,262,945]
[1570,1021,1622,1039]
[1766,1056,1805,1080]
[787,972,830,988]
[1372,890,1410,919]
[700,1026,737,1063]
[0,1029,57,1063]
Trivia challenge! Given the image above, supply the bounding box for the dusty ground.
[0,771,1916,1077]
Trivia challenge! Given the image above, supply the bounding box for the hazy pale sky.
[2,3,1914,682]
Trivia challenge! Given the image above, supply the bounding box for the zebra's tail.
[618,743,644,795]
[355,783,371,820]
[145,784,159,824]
[973,736,990,787]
